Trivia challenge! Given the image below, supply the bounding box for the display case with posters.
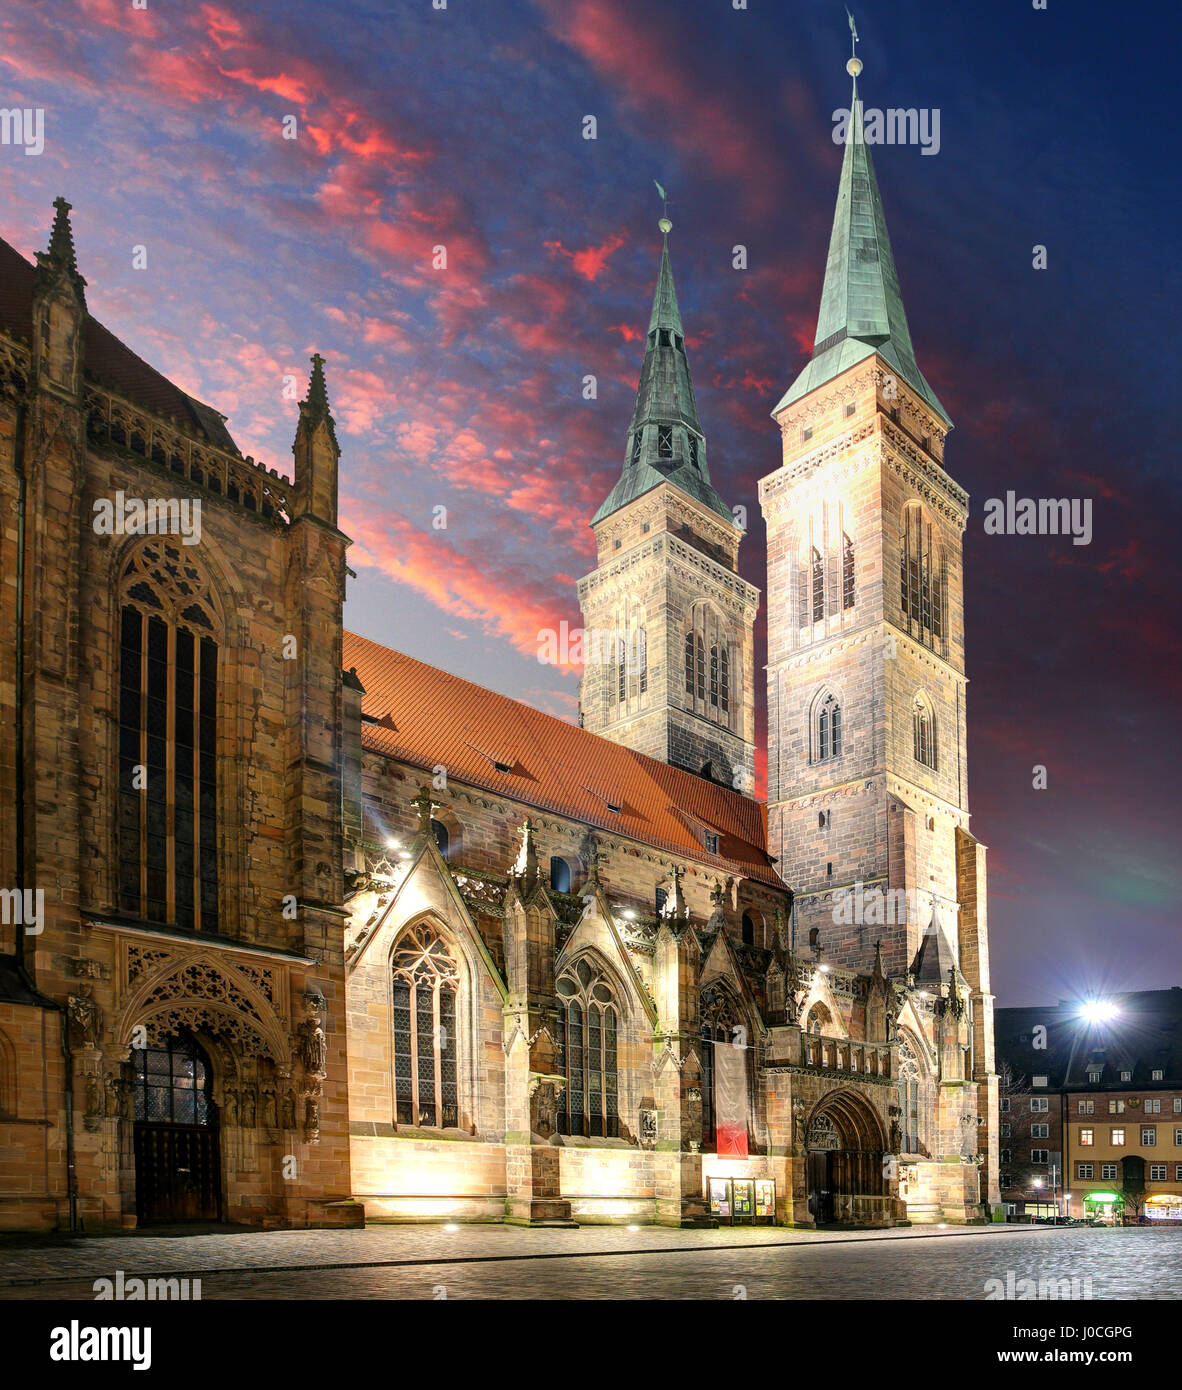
[706,1177,776,1225]
[708,1177,731,1220]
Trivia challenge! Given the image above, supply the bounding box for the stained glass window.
[118,542,219,931]
[391,924,460,1129]
[556,962,619,1139]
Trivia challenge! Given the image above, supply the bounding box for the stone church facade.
[0,68,998,1232]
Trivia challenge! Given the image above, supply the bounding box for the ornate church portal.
[806,1096,888,1226]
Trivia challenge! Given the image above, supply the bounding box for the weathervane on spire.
[653,179,672,236]
[845,7,863,76]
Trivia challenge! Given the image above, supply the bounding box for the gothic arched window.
[117,541,220,931]
[741,911,755,946]
[556,959,619,1138]
[842,532,855,610]
[685,607,734,729]
[392,923,459,1128]
[633,626,647,698]
[811,545,825,622]
[898,1035,924,1156]
[431,818,450,858]
[913,693,937,770]
[816,692,842,762]
[900,503,945,649]
[805,1003,832,1037]
[549,856,572,894]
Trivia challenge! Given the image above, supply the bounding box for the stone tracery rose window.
[391,923,459,1129]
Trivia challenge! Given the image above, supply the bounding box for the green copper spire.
[593,218,732,526]
[772,56,950,426]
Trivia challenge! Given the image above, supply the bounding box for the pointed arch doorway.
[806,1090,888,1227]
[132,1032,222,1224]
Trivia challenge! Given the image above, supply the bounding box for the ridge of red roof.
[344,630,785,890]
[0,235,239,454]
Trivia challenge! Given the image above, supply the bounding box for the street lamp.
[1032,1168,1062,1223]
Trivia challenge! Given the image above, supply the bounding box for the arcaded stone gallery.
[0,72,999,1231]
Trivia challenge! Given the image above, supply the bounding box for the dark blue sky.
[1,0,1177,1004]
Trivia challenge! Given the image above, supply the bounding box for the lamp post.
[1033,1167,1061,1224]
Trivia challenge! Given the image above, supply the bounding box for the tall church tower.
[578,219,758,790]
[760,53,993,1066]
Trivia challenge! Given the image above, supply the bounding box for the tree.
[998,1060,1046,1216]
[1120,1155,1147,1224]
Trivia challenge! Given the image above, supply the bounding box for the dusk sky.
[1,0,1177,1005]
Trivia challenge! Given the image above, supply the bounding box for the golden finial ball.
[658,216,672,235]
[847,56,863,76]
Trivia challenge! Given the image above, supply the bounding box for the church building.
[0,60,998,1230]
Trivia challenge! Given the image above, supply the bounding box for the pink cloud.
[533,0,792,216]
[544,231,626,282]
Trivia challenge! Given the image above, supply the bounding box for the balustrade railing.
[85,385,290,522]
[800,1032,892,1079]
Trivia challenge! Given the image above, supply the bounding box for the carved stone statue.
[281,1091,296,1130]
[263,1090,277,1128]
[298,994,328,1077]
[241,1087,256,1128]
[304,1095,320,1142]
[532,1082,557,1138]
[791,1097,807,1156]
[224,1087,238,1127]
[68,988,102,1048]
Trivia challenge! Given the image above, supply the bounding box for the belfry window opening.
[900,503,945,649]
[817,692,842,762]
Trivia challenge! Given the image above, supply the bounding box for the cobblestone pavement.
[1,1223,1177,1299]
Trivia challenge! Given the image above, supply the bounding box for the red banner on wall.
[713,1039,748,1157]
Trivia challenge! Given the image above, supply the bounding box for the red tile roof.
[343,630,785,889]
[0,235,239,453]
